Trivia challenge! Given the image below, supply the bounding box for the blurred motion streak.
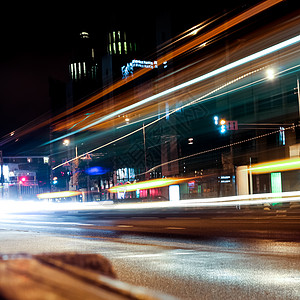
[52,62,300,170]
[51,30,300,139]
[52,0,283,129]
[0,0,287,146]
[146,124,299,175]
[37,191,82,199]
[1,191,300,216]
[108,177,192,193]
[52,67,267,170]
[249,158,300,174]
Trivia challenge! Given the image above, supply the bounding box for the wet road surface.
[0,208,300,299]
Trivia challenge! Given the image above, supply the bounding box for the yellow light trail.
[249,158,300,174]
[108,177,191,193]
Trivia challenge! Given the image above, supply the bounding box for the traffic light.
[213,116,227,134]
[52,176,58,185]
[219,119,227,134]
[19,176,27,184]
[213,116,219,125]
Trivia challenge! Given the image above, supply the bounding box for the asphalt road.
[0,205,300,299]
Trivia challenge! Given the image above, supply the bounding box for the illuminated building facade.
[0,156,50,199]
[102,30,138,86]
[67,31,101,102]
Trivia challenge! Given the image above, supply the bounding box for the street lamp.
[266,68,275,80]
[63,139,70,146]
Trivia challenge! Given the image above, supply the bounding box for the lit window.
[113,31,116,42]
[279,127,285,146]
[109,44,112,54]
[80,32,89,39]
[108,33,111,43]
[118,42,122,54]
[74,63,77,80]
[78,63,81,78]
[118,31,121,40]
[83,62,86,76]
[91,48,94,59]
[113,42,116,54]
[124,42,127,54]
[70,64,74,79]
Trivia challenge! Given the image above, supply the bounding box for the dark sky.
[0,1,158,136]
[0,1,260,139]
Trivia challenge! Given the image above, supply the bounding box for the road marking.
[117,225,134,228]
[165,226,186,230]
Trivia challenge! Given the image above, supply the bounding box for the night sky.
[0,1,258,139]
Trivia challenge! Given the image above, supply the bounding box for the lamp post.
[62,139,79,192]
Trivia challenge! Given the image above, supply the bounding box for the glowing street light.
[213,116,219,125]
[266,68,275,80]
[63,139,70,146]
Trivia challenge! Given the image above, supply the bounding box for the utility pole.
[249,157,253,195]
[143,123,148,179]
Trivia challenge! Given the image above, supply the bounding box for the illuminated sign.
[122,59,158,78]
[218,175,231,183]
[169,185,180,202]
[85,166,109,175]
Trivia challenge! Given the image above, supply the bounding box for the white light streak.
[49,34,300,145]
[53,63,300,170]
[0,191,300,216]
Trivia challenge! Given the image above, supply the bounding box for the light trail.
[53,67,262,169]
[44,0,284,145]
[0,0,285,147]
[37,191,82,199]
[52,61,300,170]
[0,191,299,216]
[108,177,194,193]
[146,123,299,175]
[49,33,300,146]
[249,157,300,174]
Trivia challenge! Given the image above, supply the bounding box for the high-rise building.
[68,31,101,102]
[102,29,138,86]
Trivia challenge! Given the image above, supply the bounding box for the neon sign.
[122,59,158,78]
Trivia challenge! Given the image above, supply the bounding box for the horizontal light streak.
[108,177,189,193]
[37,191,82,199]
[0,191,299,216]
[249,158,300,174]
